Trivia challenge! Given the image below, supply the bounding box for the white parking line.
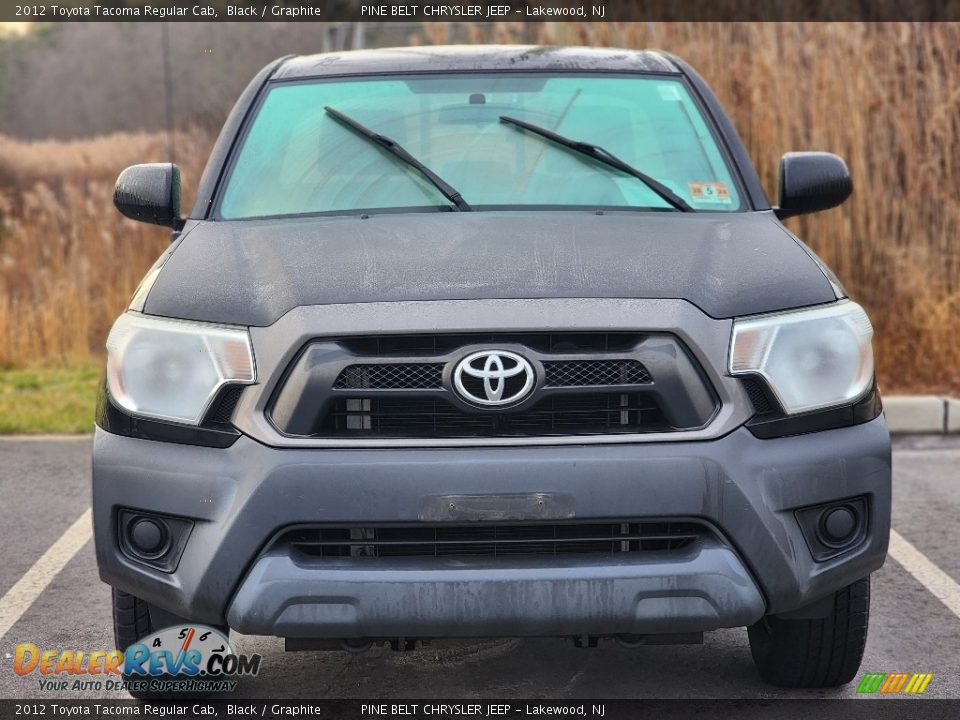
[889,529,960,620]
[0,508,92,641]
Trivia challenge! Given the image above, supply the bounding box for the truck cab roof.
[273,45,680,80]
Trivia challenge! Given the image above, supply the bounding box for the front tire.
[112,588,153,661]
[748,576,870,688]
[112,588,174,700]
[111,588,227,700]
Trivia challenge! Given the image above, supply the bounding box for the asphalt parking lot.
[1,435,958,700]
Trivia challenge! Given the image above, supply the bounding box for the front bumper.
[228,541,764,638]
[92,415,891,637]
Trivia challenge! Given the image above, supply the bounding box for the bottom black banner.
[1,699,959,720]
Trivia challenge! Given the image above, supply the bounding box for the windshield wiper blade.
[324,106,471,212]
[499,115,692,211]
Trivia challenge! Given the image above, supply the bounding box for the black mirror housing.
[776,152,852,220]
[114,163,183,229]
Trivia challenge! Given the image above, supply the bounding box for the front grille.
[283,520,706,558]
[543,359,651,387]
[335,363,444,390]
[321,393,669,437]
[268,332,719,439]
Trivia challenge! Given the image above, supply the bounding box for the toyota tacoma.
[95,46,890,690]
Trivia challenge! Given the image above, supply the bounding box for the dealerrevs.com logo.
[14,625,261,694]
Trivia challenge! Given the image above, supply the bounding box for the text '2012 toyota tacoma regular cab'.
[95,46,890,691]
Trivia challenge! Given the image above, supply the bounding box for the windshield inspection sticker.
[689,181,733,204]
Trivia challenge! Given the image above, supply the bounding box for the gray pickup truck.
[95,45,890,692]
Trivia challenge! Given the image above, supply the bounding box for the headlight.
[106,312,255,425]
[729,301,874,415]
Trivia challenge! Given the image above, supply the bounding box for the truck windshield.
[219,73,744,219]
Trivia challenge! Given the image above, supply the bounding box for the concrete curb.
[884,395,959,435]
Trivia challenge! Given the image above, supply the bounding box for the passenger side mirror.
[775,152,852,220]
[114,163,183,229]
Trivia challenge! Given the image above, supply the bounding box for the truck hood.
[144,211,836,326]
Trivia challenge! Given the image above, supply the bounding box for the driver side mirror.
[114,163,183,229]
[776,152,852,220]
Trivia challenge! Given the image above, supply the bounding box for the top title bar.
[3,0,958,23]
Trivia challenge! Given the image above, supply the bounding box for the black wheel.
[112,588,227,700]
[748,576,870,688]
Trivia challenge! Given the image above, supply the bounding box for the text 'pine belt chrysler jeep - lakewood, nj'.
[96,46,890,693]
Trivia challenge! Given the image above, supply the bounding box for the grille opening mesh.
[544,359,651,387]
[203,385,245,427]
[335,363,444,390]
[740,377,776,415]
[283,520,706,558]
[319,393,669,437]
[333,359,652,391]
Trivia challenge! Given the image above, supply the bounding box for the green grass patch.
[0,365,101,434]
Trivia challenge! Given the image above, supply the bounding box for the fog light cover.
[118,509,193,573]
[795,497,868,562]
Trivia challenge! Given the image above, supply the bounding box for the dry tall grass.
[1,22,958,394]
[0,130,212,367]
